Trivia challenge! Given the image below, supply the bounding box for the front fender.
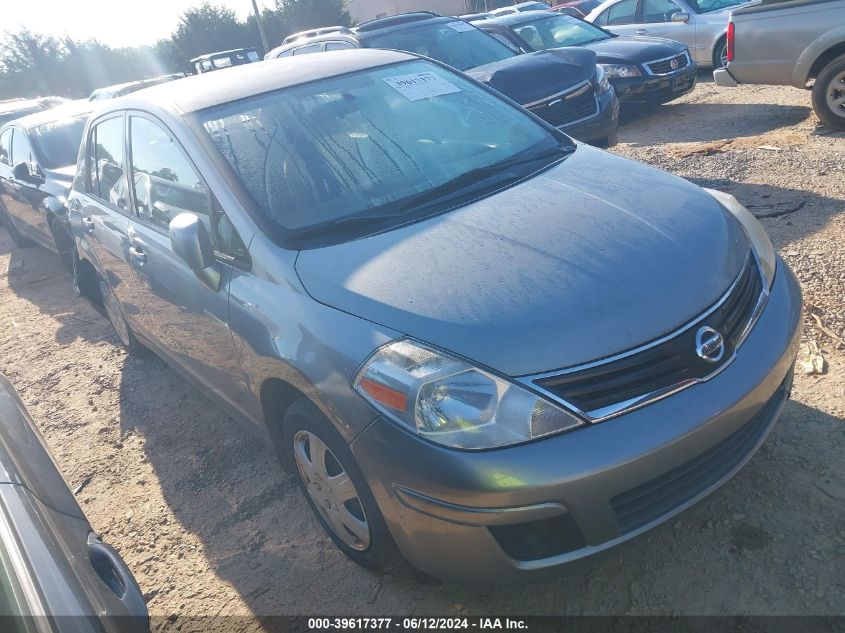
[792,26,845,87]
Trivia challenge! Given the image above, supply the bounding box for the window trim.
[0,128,13,167]
[84,112,133,217]
[125,110,251,270]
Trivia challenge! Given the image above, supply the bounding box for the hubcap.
[100,281,131,348]
[293,430,370,551]
[825,71,845,119]
[719,44,728,68]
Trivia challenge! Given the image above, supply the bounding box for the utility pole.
[251,0,270,55]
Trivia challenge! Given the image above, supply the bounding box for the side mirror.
[671,11,690,22]
[12,161,33,182]
[169,212,221,291]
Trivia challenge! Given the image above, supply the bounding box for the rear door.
[636,0,696,46]
[123,113,249,411]
[75,113,146,321]
[591,0,639,35]
[0,128,16,226]
[5,129,52,245]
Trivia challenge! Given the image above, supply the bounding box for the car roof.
[7,100,93,131]
[98,48,416,116]
[0,99,44,116]
[479,9,560,24]
[267,32,360,58]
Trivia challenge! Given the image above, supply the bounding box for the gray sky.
[4,0,275,48]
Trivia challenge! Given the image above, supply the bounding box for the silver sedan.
[586,0,752,67]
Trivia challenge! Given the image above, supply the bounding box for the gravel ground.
[0,72,843,629]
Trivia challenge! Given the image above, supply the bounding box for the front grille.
[534,252,764,418]
[526,81,599,128]
[647,52,690,75]
[610,382,786,534]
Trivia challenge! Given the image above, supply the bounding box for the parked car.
[191,48,260,74]
[0,100,91,266]
[476,11,697,102]
[586,0,752,67]
[550,0,602,17]
[551,5,590,15]
[36,96,72,109]
[713,0,845,130]
[67,49,801,582]
[281,26,351,46]
[0,373,148,629]
[0,99,47,127]
[89,74,184,101]
[265,13,620,146]
[490,1,553,15]
[459,11,497,20]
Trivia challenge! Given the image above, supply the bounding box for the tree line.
[0,0,350,100]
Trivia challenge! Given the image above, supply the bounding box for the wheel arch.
[259,377,313,473]
[793,28,845,87]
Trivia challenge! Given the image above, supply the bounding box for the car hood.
[467,47,596,105]
[295,146,749,376]
[584,35,686,65]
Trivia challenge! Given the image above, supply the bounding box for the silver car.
[67,49,801,582]
[585,0,751,67]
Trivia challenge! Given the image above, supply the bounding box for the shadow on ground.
[1,226,107,346]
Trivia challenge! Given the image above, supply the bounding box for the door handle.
[636,29,649,34]
[87,533,149,625]
[129,245,146,265]
[81,216,95,233]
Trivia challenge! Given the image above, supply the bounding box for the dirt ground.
[0,72,843,628]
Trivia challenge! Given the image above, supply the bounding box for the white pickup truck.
[713,0,845,129]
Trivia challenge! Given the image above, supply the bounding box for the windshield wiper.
[290,144,572,243]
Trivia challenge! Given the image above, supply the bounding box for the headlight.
[704,188,776,288]
[598,63,642,79]
[353,340,584,449]
[595,65,611,94]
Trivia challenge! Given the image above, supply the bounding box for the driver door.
[123,113,250,414]
[636,0,696,47]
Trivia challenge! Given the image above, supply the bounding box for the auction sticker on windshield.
[446,20,476,32]
[383,72,462,101]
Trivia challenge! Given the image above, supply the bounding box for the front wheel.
[284,398,401,572]
[98,278,148,357]
[811,54,845,131]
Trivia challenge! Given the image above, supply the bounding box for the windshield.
[200,60,570,247]
[686,0,746,12]
[514,14,610,49]
[30,115,88,170]
[365,21,516,71]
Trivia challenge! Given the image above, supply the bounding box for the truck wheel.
[812,54,845,131]
[713,37,728,69]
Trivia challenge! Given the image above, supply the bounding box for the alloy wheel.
[293,430,370,551]
[825,70,845,120]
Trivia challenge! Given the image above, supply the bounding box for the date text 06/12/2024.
[308,618,529,630]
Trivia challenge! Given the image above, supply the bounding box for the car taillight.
[726,22,734,63]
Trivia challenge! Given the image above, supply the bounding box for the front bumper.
[559,87,620,146]
[613,65,698,103]
[351,259,802,583]
[714,67,739,87]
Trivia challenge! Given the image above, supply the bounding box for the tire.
[811,54,845,131]
[72,251,100,303]
[713,38,728,69]
[0,203,33,247]
[97,278,149,357]
[283,397,402,573]
[48,216,74,272]
[605,127,619,148]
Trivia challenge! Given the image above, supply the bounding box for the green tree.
[274,0,351,36]
[171,3,254,63]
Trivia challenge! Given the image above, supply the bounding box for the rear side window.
[10,130,35,168]
[0,129,11,165]
[128,116,212,231]
[325,41,355,51]
[292,43,323,55]
[88,116,128,209]
[604,0,637,24]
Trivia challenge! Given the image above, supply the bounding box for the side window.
[488,32,521,53]
[88,116,128,209]
[10,130,34,167]
[292,43,324,55]
[324,41,355,51]
[605,0,637,24]
[593,8,609,24]
[642,0,682,21]
[129,116,211,231]
[0,129,11,166]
